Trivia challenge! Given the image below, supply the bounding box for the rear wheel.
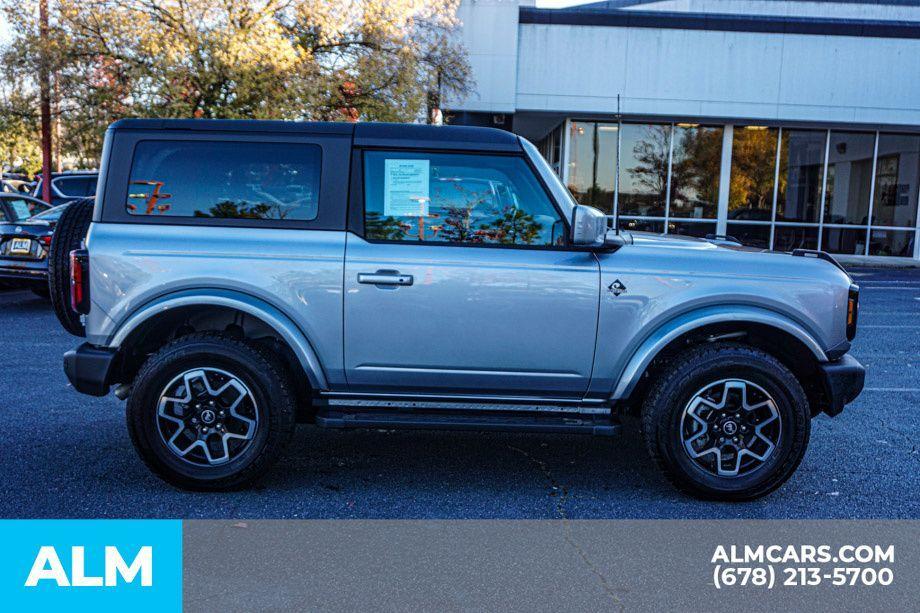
[641,342,810,501]
[48,197,94,336]
[126,333,297,490]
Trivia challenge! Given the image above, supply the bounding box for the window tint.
[127,141,321,220]
[364,151,564,247]
[55,176,97,197]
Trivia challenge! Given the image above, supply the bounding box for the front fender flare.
[106,288,329,390]
[609,305,828,401]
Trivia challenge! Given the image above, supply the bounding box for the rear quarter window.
[126,140,321,221]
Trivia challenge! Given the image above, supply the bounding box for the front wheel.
[641,342,810,501]
[126,333,296,490]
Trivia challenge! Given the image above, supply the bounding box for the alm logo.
[25,546,153,587]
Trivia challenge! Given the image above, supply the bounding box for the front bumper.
[817,354,866,416]
[64,343,117,397]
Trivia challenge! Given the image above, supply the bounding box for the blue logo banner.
[0,520,182,612]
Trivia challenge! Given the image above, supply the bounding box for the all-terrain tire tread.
[48,197,94,336]
[126,332,297,491]
[640,342,810,501]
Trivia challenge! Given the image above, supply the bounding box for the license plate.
[10,238,31,254]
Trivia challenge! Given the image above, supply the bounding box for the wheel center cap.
[200,409,216,425]
[722,420,738,436]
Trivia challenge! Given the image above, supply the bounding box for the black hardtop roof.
[108,119,522,152]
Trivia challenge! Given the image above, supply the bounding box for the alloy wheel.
[679,378,782,478]
[156,367,258,466]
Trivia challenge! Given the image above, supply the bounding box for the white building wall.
[446,0,530,113]
[628,1,920,22]
[514,23,920,126]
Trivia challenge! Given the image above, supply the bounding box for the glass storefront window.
[773,225,819,251]
[728,127,779,222]
[824,131,874,226]
[669,125,722,219]
[668,220,716,238]
[822,226,868,255]
[565,121,618,214]
[620,218,664,233]
[595,123,618,214]
[567,121,596,208]
[559,119,918,258]
[726,222,771,249]
[775,130,826,223]
[619,123,671,217]
[869,229,915,257]
[871,134,920,229]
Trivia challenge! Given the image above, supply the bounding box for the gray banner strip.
[184,520,919,612]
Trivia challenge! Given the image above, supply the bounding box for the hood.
[625,231,764,252]
[618,231,852,284]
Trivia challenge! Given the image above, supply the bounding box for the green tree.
[0,0,471,164]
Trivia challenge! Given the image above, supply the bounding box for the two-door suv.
[58,119,864,499]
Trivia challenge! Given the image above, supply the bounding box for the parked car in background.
[0,195,68,296]
[32,171,98,207]
[2,178,35,194]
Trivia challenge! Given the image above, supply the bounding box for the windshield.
[519,136,578,218]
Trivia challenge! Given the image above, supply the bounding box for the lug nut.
[191,417,198,425]
[202,427,209,433]
[732,437,738,443]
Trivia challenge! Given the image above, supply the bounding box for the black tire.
[48,197,94,336]
[126,332,297,490]
[641,342,810,501]
[31,284,50,299]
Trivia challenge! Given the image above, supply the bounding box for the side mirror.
[570,204,607,248]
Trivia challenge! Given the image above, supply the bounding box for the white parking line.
[864,387,920,393]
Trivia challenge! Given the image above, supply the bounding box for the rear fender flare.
[107,288,328,390]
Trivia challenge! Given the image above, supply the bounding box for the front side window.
[127,140,321,220]
[363,151,564,247]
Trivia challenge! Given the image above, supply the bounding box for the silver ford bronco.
[58,119,864,499]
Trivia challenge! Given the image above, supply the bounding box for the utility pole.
[39,0,53,203]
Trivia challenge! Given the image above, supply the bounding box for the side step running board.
[315,407,620,436]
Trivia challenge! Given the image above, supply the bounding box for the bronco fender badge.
[608,279,627,296]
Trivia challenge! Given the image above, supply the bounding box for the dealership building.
[447,0,920,262]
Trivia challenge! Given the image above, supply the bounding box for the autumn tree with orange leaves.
[0,0,471,166]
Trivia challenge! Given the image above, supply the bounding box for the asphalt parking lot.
[1,267,918,519]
